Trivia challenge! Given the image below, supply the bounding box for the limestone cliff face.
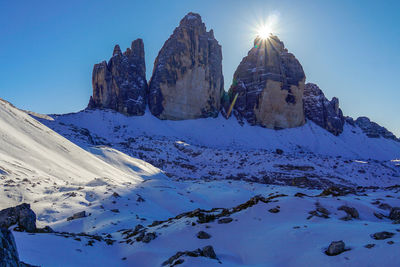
[88,39,147,116]
[228,35,305,129]
[148,12,224,120]
[303,83,345,135]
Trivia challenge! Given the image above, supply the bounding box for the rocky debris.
[196,231,211,239]
[268,206,280,213]
[0,203,36,232]
[337,205,359,220]
[346,116,399,142]
[325,240,346,256]
[389,207,400,221]
[67,211,86,221]
[378,203,392,210]
[88,39,147,116]
[228,35,305,129]
[303,83,345,135]
[371,231,395,240]
[149,12,223,120]
[35,226,54,233]
[374,212,385,220]
[319,186,355,197]
[161,245,219,266]
[274,164,315,171]
[148,194,287,228]
[121,224,157,244]
[275,149,284,155]
[364,243,375,249]
[308,202,330,219]
[217,217,233,224]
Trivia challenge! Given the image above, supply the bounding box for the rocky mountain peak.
[148,12,223,120]
[179,12,204,29]
[113,44,122,56]
[228,34,305,129]
[88,38,147,116]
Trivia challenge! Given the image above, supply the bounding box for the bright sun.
[253,13,279,40]
[257,25,272,39]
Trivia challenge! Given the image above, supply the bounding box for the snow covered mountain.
[1,102,396,266]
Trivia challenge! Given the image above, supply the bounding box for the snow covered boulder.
[303,83,345,135]
[228,35,305,129]
[0,203,36,232]
[148,12,224,120]
[88,39,147,116]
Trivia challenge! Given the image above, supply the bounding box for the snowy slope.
[0,99,164,222]
[42,109,400,160]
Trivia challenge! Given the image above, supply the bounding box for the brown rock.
[228,35,305,129]
[149,12,223,120]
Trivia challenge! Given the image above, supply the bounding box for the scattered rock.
[275,149,284,155]
[319,186,355,197]
[162,245,219,266]
[364,243,375,249]
[326,241,346,256]
[378,203,392,211]
[67,211,86,221]
[111,209,120,213]
[268,207,280,213]
[389,207,400,221]
[338,205,359,220]
[0,203,37,232]
[371,231,395,240]
[374,212,385,220]
[202,245,217,259]
[196,231,211,239]
[387,241,394,245]
[217,217,233,224]
[141,232,157,243]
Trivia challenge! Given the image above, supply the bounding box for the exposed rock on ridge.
[346,116,399,141]
[303,83,345,135]
[228,35,305,129]
[148,12,224,120]
[88,39,147,116]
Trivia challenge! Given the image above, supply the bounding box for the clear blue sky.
[1,0,399,136]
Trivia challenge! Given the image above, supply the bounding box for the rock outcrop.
[148,12,224,120]
[228,35,305,129]
[345,116,399,141]
[0,229,36,267]
[88,39,147,116]
[303,83,345,135]
[0,203,36,232]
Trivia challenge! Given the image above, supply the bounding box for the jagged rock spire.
[148,12,224,120]
[88,38,147,116]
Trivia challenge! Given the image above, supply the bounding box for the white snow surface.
[1,101,400,266]
[44,109,400,161]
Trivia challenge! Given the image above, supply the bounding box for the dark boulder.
[0,203,36,232]
[326,240,346,256]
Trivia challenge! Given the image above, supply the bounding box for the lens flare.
[254,13,280,40]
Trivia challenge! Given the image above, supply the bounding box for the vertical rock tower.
[148,12,224,120]
[229,35,305,129]
[88,39,147,116]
